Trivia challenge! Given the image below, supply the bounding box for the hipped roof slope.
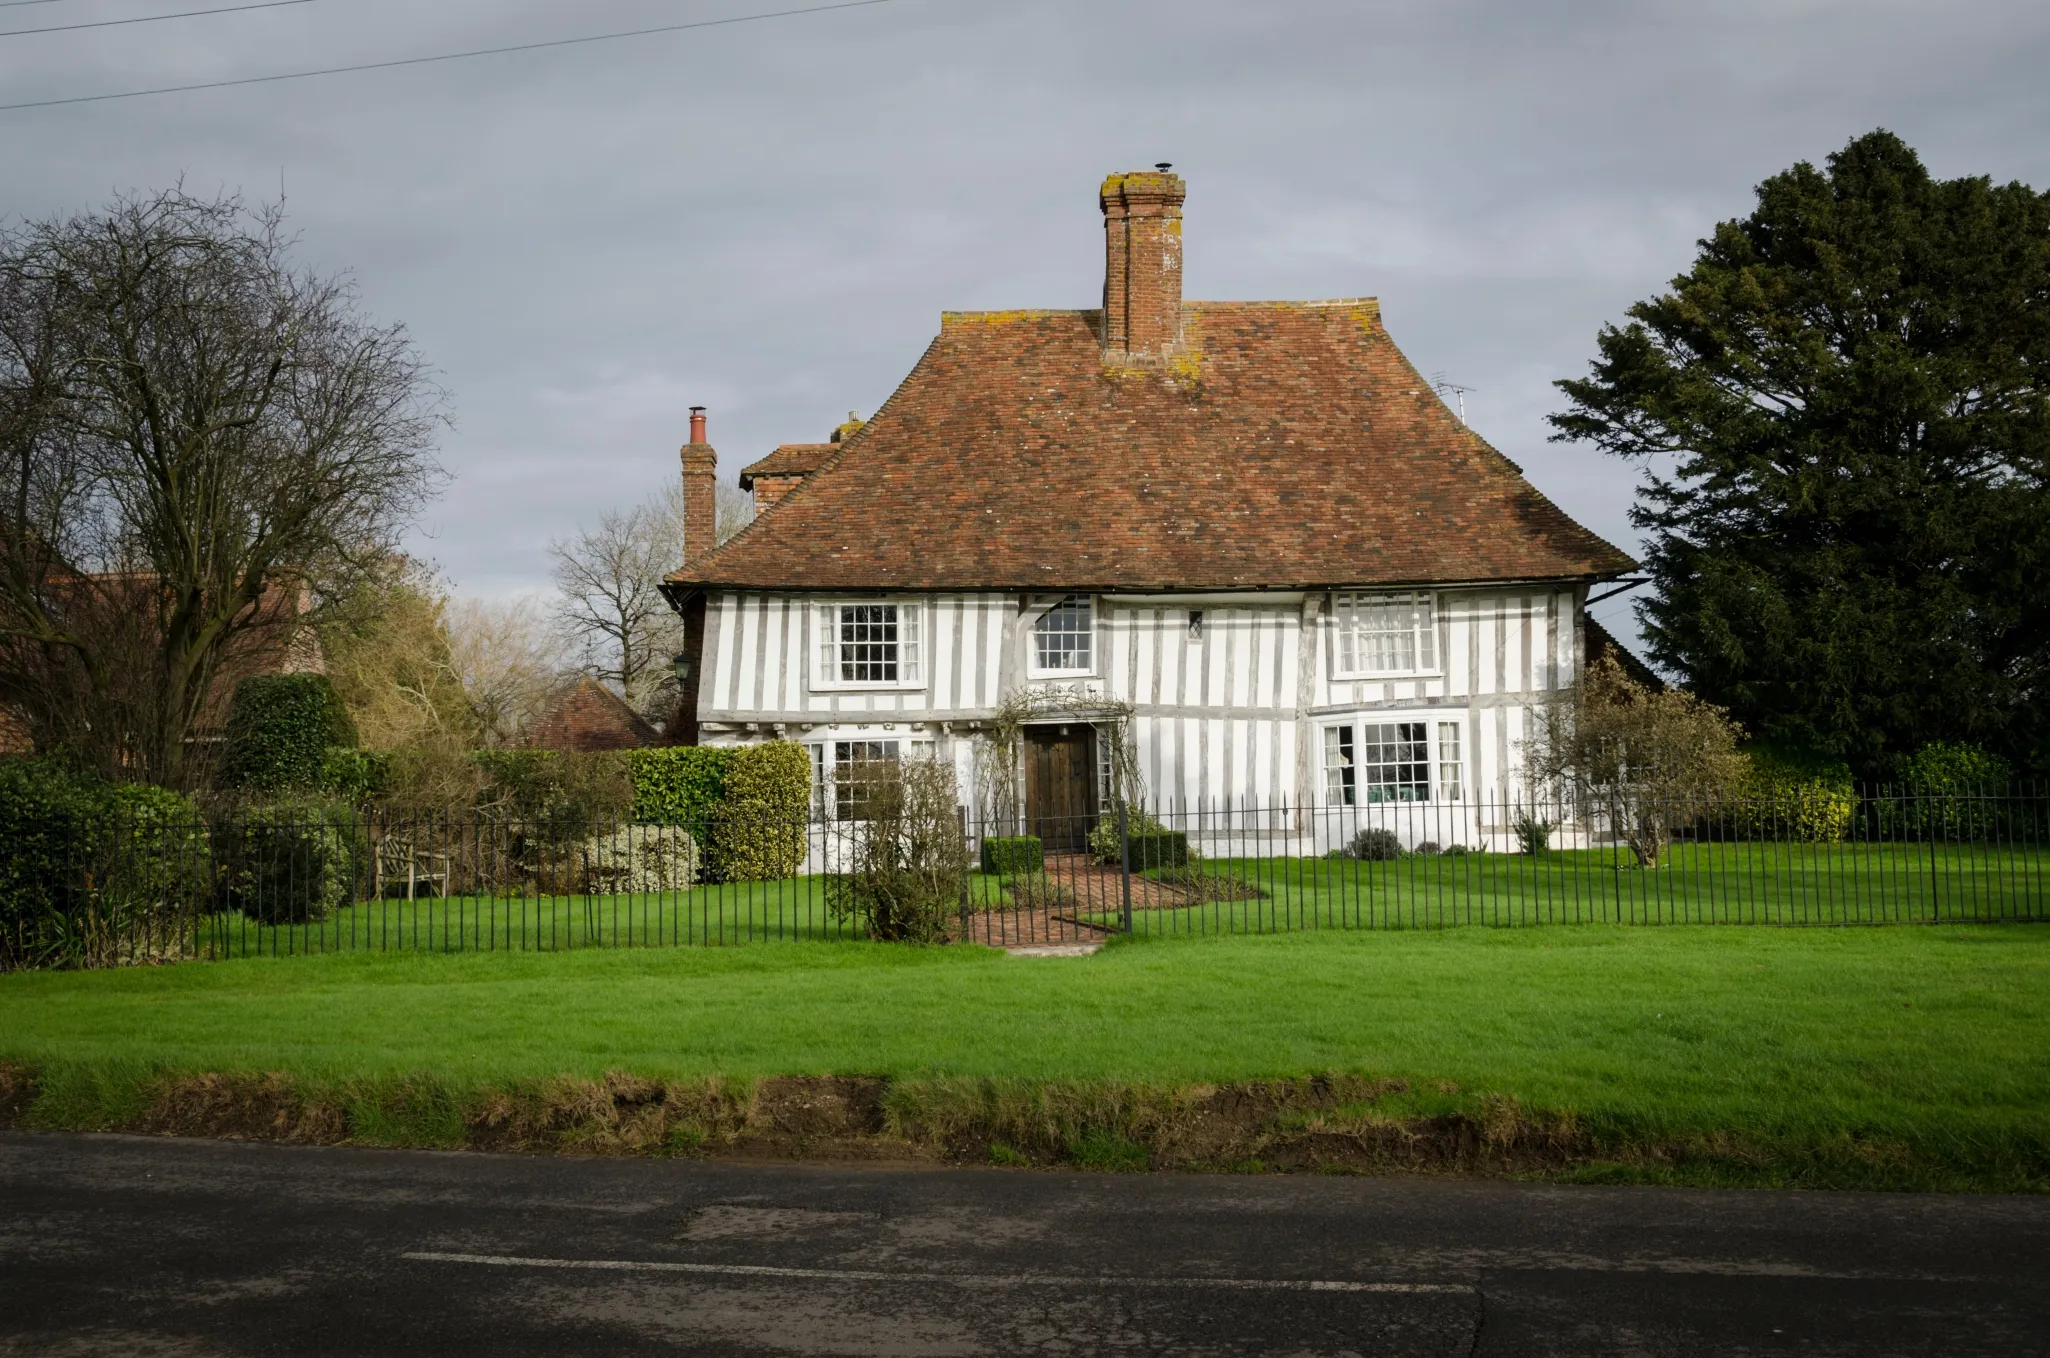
[670,301,1633,592]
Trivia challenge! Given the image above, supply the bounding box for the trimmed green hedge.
[708,743,810,880]
[212,798,364,924]
[1124,829,1190,870]
[0,761,209,969]
[1737,746,1856,843]
[222,674,357,791]
[627,747,734,826]
[979,835,1044,876]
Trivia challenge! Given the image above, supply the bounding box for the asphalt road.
[2,1132,2046,1356]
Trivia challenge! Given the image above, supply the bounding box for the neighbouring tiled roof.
[528,676,658,753]
[671,302,1635,592]
[738,443,835,490]
[1584,617,1666,692]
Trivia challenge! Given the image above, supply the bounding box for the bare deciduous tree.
[445,594,556,746]
[549,478,747,722]
[0,189,445,786]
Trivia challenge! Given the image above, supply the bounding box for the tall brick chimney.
[680,406,717,566]
[1100,166,1187,363]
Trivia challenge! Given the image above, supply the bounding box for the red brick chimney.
[680,406,717,565]
[1100,166,1187,362]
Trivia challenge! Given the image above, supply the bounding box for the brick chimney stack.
[1100,166,1187,362]
[680,406,717,566]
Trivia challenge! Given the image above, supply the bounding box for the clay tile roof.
[738,443,835,490]
[671,302,1635,592]
[528,676,658,753]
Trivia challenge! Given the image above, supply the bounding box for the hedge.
[1124,829,1190,870]
[627,746,734,826]
[0,761,208,969]
[706,743,811,880]
[222,674,357,791]
[1735,747,1855,843]
[979,835,1044,876]
[212,798,364,924]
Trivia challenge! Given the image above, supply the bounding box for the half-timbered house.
[661,169,1635,851]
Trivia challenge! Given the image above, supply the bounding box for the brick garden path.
[954,853,1188,947]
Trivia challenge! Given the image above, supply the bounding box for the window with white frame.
[817,602,920,687]
[1032,595,1093,673]
[1359,722,1430,803]
[831,739,899,821]
[1332,592,1438,677]
[1323,725,1357,806]
[1435,721,1463,802]
[806,743,827,819]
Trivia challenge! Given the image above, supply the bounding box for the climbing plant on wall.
[975,684,1144,824]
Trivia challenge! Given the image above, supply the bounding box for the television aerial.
[1429,372,1477,425]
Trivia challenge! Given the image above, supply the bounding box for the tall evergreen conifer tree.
[1550,131,2050,775]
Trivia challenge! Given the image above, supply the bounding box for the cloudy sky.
[5,0,2047,651]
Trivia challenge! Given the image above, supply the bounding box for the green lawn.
[180,843,2048,959]
[4,924,2047,1175]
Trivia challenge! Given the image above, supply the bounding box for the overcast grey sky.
[5,0,2047,649]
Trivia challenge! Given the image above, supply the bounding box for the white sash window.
[815,601,922,689]
[1332,591,1438,678]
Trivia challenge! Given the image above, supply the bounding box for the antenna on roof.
[1429,372,1477,425]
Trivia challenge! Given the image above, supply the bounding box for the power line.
[0,1,67,9]
[0,0,899,111]
[1,0,313,39]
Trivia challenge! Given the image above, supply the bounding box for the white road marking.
[401,1251,1474,1294]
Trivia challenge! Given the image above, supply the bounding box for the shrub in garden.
[92,784,211,961]
[1121,829,1189,870]
[1734,747,1855,843]
[825,756,970,942]
[0,760,114,968]
[319,747,393,806]
[1344,826,1403,861]
[1511,810,1555,854]
[1000,871,1076,910]
[979,835,1044,876]
[1890,742,2015,842]
[1414,841,1442,855]
[707,742,810,881]
[213,799,364,924]
[580,824,698,895]
[221,674,358,791]
[628,746,734,826]
[1087,808,1171,864]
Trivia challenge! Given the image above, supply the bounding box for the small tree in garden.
[826,755,970,943]
[1528,654,1747,868]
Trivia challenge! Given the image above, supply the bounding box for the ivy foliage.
[1549,130,2050,776]
[222,674,358,792]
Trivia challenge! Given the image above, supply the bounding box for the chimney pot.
[1099,168,1187,363]
[688,405,707,445]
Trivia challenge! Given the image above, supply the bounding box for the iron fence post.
[957,806,972,943]
[1117,797,1133,935]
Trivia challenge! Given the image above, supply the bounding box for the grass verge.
[2,924,2046,1190]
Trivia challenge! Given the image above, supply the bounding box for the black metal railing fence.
[2,781,2044,970]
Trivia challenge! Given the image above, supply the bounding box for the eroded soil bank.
[2,1062,2034,1191]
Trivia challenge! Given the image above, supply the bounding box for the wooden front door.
[1025,724,1097,851]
